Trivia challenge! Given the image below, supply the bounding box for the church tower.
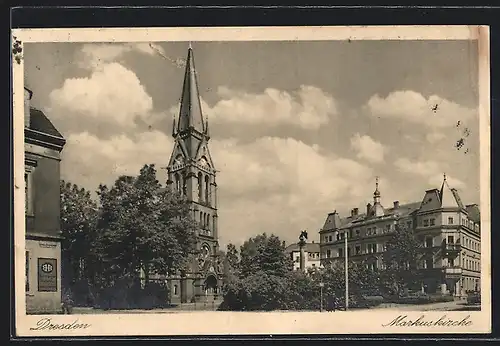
[166,44,221,304]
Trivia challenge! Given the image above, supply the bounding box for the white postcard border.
[12,25,491,337]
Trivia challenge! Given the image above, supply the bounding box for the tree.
[239,233,292,278]
[220,233,293,310]
[94,164,198,287]
[222,243,240,285]
[60,181,99,286]
[382,223,423,295]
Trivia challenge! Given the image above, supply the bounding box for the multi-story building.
[319,176,480,297]
[24,85,67,313]
[285,241,321,271]
[164,45,222,304]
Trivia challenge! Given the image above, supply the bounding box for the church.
[164,45,223,304]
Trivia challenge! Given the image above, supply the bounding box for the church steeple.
[177,44,205,134]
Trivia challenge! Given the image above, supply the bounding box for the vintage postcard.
[12,25,491,336]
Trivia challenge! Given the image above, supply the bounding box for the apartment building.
[319,176,481,296]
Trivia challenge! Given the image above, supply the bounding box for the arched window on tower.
[198,172,203,201]
[206,213,210,231]
[182,172,187,196]
[199,212,203,227]
[174,173,180,193]
[204,175,210,204]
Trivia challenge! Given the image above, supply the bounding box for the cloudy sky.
[24,39,480,247]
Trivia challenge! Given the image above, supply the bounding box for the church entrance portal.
[204,274,218,296]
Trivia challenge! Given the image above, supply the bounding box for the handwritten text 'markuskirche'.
[382,315,473,327]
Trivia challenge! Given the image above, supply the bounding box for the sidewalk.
[376,300,476,311]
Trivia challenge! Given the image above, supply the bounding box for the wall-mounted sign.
[38,258,57,292]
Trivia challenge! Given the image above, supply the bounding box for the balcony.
[443,266,462,279]
[441,243,461,258]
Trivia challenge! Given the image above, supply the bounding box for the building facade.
[165,46,223,304]
[24,86,67,313]
[319,176,481,297]
[285,242,321,271]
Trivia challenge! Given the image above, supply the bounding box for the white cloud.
[394,158,465,191]
[198,85,337,130]
[366,90,477,129]
[394,158,441,177]
[426,132,446,144]
[62,130,376,246]
[350,133,386,163]
[77,42,166,70]
[61,130,173,191]
[428,174,465,190]
[48,62,153,129]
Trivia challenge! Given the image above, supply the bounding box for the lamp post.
[319,282,324,312]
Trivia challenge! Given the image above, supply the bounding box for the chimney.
[366,203,372,215]
[393,201,400,209]
[24,86,33,128]
[353,208,359,216]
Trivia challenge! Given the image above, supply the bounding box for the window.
[449,258,455,267]
[423,219,429,227]
[448,217,454,225]
[355,230,360,237]
[25,251,29,292]
[447,235,454,244]
[312,264,316,267]
[213,216,216,233]
[198,173,203,200]
[326,250,331,258]
[430,218,435,226]
[174,284,178,295]
[329,235,332,242]
[182,174,187,195]
[347,247,351,256]
[204,175,210,203]
[24,171,34,216]
[425,258,433,269]
[338,248,343,257]
[425,237,433,248]
[355,245,361,255]
[407,221,412,229]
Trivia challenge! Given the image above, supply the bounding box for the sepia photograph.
[12,25,491,336]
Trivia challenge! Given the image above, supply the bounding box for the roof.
[322,202,421,232]
[466,204,481,223]
[285,242,320,253]
[28,107,64,139]
[177,47,205,134]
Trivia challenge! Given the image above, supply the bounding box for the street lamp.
[319,282,324,312]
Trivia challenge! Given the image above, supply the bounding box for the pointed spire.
[440,173,460,208]
[374,176,381,198]
[172,115,177,137]
[204,115,210,137]
[177,44,205,134]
